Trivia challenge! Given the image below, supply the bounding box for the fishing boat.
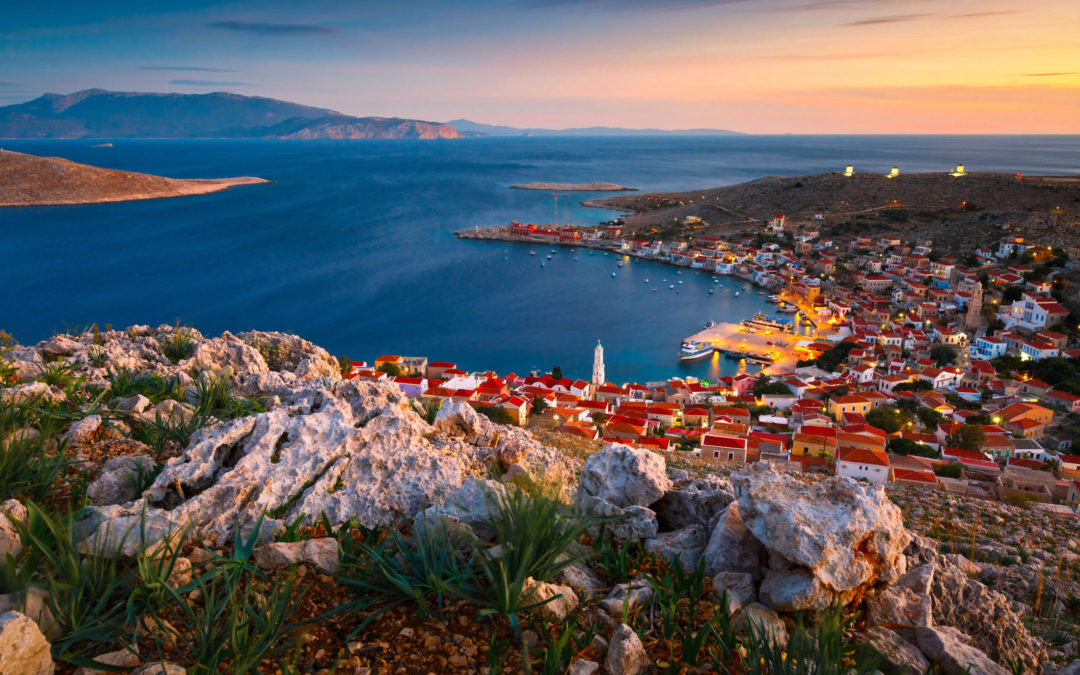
[680,341,713,361]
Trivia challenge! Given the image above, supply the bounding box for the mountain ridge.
[448,118,743,137]
[0,89,460,140]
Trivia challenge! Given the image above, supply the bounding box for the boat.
[704,320,716,328]
[540,262,546,267]
[611,272,617,278]
[768,295,782,303]
[680,341,713,361]
[530,251,536,256]
[678,280,683,285]
[652,289,657,292]
[669,284,675,289]
[645,278,649,283]
[743,313,795,332]
[734,291,740,296]
[617,261,624,267]
[546,254,552,260]
[777,305,798,313]
[708,289,714,295]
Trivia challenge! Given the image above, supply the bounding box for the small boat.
[617,261,624,267]
[669,284,675,289]
[677,271,682,275]
[529,250,536,256]
[652,289,657,293]
[540,262,546,267]
[735,291,740,296]
[680,341,713,361]
[645,278,649,283]
[550,249,556,254]
[704,320,716,328]
[778,305,798,313]
[713,279,719,284]
[611,272,617,278]
[678,280,683,285]
[546,255,552,260]
[708,289,714,295]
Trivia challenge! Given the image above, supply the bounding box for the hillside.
[0,89,461,140]
[0,149,267,206]
[587,170,1080,255]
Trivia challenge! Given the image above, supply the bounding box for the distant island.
[0,89,461,140]
[510,182,635,191]
[449,119,743,137]
[0,149,267,206]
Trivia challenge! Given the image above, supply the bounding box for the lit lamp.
[992,415,1001,425]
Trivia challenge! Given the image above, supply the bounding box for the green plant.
[0,404,72,502]
[132,408,210,455]
[86,346,107,368]
[106,369,182,403]
[189,375,264,420]
[339,520,476,623]
[594,531,643,583]
[36,360,79,387]
[535,616,594,675]
[743,609,882,675]
[162,326,198,363]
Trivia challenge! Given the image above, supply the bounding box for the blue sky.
[2,0,1078,132]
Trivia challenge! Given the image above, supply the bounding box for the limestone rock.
[433,401,495,446]
[712,571,756,608]
[915,626,1010,675]
[736,603,788,648]
[181,331,267,376]
[414,477,505,542]
[732,462,909,610]
[558,562,605,597]
[603,624,649,675]
[237,330,340,380]
[86,455,156,506]
[112,394,151,413]
[253,538,339,575]
[702,501,763,579]
[896,562,935,595]
[0,589,56,639]
[61,415,101,448]
[0,500,27,559]
[600,580,654,616]
[150,399,195,424]
[644,524,707,570]
[851,627,931,675]
[652,475,734,532]
[581,496,658,545]
[0,611,54,675]
[865,586,932,627]
[82,380,481,555]
[569,660,601,675]
[928,556,1046,671]
[577,444,670,510]
[522,578,579,622]
[2,381,65,405]
[74,648,140,675]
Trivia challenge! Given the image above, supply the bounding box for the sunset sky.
[3,0,1078,133]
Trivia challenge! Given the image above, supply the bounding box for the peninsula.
[0,149,268,206]
[510,182,634,191]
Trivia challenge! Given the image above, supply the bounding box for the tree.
[799,342,857,373]
[865,406,903,434]
[1002,285,1024,303]
[592,412,610,428]
[530,397,549,417]
[916,406,943,432]
[929,344,958,367]
[893,380,933,393]
[754,374,792,396]
[552,365,563,380]
[887,437,938,458]
[337,356,352,377]
[946,423,984,451]
[934,461,963,479]
[376,361,402,377]
[477,405,514,425]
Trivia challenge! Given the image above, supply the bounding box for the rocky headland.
[0,149,268,206]
[0,324,1072,673]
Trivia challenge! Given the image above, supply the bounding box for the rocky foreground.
[0,325,1073,673]
[0,150,267,206]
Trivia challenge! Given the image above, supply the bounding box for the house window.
[728,452,735,461]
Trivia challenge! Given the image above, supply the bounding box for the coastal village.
[354,193,1080,514]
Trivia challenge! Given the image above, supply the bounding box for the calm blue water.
[2,136,1078,384]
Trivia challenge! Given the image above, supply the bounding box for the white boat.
[734,291,740,296]
[611,272,617,277]
[678,280,683,284]
[669,284,675,289]
[777,305,798,313]
[680,341,713,361]
[704,320,716,328]
[530,251,536,256]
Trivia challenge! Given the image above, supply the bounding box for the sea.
[2,135,1079,384]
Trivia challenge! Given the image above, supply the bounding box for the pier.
[683,320,810,373]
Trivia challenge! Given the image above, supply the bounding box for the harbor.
[680,313,815,373]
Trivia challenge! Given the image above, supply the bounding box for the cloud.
[1025,72,1076,77]
[139,66,236,72]
[950,10,1020,19]
[207,20,338,36]
[842,13,932,26]
[169,79,251,87]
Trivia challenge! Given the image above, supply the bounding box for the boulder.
[865,586,932,627]
[86,455,156,506]
[577,444,670,510]
[701,501,763,579]
[61,415,101,448]
[237,330,340,380]
[600,580,654,616]
[644,524,707,570]
[522,578,579,622]
[1,381,65,405]
[915,626,1010,675]
[433,401,495,446]
[82,381,483,555]
[0,500,27,559]
[735,603,788,648]
[112,394,151,413]
[850,627,931,675]
[652,475,734,532]
[712,571,756,609]
[0,611,54,675]
[731,462,909,610]
[927,556,1046,671]
[253,538,339,576]
[581,497,658,545]
[413,477,506,542]
[603,624,648,675]
[0,589,56,639]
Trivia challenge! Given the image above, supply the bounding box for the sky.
[1,0,1078,133]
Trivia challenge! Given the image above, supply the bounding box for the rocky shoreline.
[0,323,1070,673]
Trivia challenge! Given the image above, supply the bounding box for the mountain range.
[447,119,743,137]
[0,89,461,140]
